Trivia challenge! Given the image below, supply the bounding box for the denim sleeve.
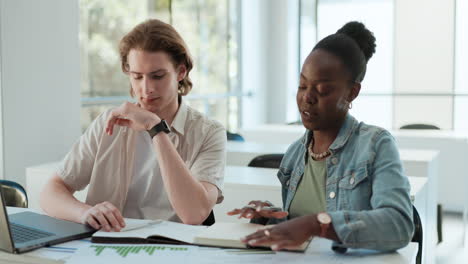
[328,131,414,251]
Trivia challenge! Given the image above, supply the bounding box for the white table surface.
[224,166,426,202]
[227,141,439,178]
[4,207,417,264]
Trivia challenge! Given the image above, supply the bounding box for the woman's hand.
[105,102,160,135]
[227,200,288,219]
[241,214,319,251]
[80,201,126,232]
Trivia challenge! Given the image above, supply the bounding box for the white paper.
[23,238,92,261]
[67,243,199,264]
[120,218,159,232]
[92,220,208,244]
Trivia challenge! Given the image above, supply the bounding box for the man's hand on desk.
[80,201,126,232]
[227,200,288,219]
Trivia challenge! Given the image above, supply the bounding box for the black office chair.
[400,124,440,130]
[226,131,245,142]
[400,123,443,244]
[202,211,215,226]
[0,180,28,208]
[287,120,302,125]
[412,205,423,264]
[248,154,284,169]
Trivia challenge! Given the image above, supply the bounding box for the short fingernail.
[247,213,252,217]
[248,240,257,245]
[271,245,279,251]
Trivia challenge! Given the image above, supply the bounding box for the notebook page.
[93,220,208,244]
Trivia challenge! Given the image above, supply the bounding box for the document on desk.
[120,218,158,232]
[67,244,199,264]
[92,220,310,252]
[23,238,92,262]
[92,219,208,244]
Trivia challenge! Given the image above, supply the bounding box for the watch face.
[317,212,332,224]
[160,120,171,133]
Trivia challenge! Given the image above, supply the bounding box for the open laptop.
[0,189,95,254]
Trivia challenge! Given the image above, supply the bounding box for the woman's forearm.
[39,174,91,223]
[153,133,217,225]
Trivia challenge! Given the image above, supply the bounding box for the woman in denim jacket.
[229,21,414,252]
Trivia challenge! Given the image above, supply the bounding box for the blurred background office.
[0,0,466,263]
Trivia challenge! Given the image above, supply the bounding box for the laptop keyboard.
[10,223,55,243]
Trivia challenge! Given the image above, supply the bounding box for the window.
[79,0,240,131]
[300,0,393,128]
[300,0,465,131]
[454,0,468,131]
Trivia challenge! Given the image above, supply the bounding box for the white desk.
[226,141,290,166]
[27,149,438,263]
[225,143,438,264]
[391,129,468,249]
[216,166,427,221]
[240,124,468,212]
[215,165,427,264]
[4,207,417,264]
[26,162,87,212]
[227,141,439,181]
[239,124,305,145]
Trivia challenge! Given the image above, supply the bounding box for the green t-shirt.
[288,155,327,218]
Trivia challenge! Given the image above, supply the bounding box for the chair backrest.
[226,131,245,142]
[412,205,423,264]
[287,120,302,125]
[400,123,440,130]
[248,154,284,169]
[202,210,215,226]
[0,180,28,208]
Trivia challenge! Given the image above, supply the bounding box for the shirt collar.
[170,99,188,136]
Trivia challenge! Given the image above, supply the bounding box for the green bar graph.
[90,245,188,258]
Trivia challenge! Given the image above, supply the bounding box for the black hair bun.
[337,21,376,61]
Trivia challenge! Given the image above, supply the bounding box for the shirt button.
[329,191,336,199]
[350,177,355,185]
[331,157,338,165]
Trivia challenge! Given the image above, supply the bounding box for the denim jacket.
[277,114,414,251]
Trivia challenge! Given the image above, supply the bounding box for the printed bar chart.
[91,245,188,257]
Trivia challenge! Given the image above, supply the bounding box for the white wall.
[0,0,81,186]
[242,0,456,127]
[394,0,455,95]
[240,0,269,128]
[394,0,455,129]
[241,0,300,128]
[265,0,300,124]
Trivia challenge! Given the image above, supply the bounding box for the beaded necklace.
[308,139,331,160]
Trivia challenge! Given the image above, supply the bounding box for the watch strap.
[148,119,171,138]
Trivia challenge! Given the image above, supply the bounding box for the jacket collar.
[301,113,358,152]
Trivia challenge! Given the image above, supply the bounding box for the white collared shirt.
[58,100,226,222]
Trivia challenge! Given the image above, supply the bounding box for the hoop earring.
[178,87,185,95]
